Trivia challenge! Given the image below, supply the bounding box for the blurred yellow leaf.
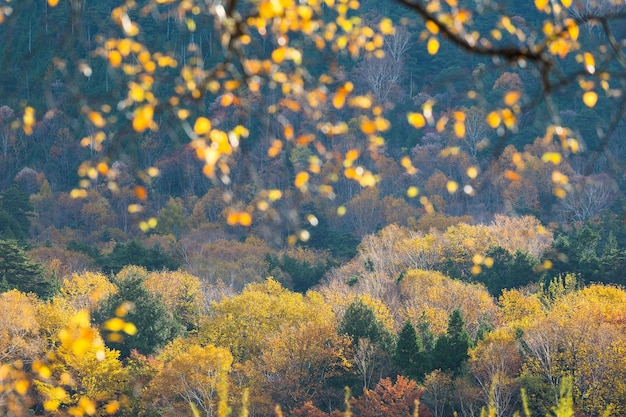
[48,0,59,6]
[467,166,479,179]
[504,91,521,106]
[427,38,440,55]
[541,152,562,165]
[135,186,148,201]
[360,119,376,134]
[295,171,310,188]
[88,111,106,128]
[407,186,419,198]
[583,52,595,74]
[504,169,521,181]
[346,149,360,161]
[454,121,466,138]
[104,317,125,332]
[486,111,501,128]
[132,105,154,132]
[379,18,395,35]
[583,91,598,107]
[446,180,459,193]
[407,112,426,128]
[535,0,548,11]
[193,117,212,135]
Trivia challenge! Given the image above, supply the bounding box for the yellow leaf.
[123,322,137,335]
[193,117,212,135]
[454,121,466,138]
[407,112,426,128]
[272,47,286,64]
[504,91,521,106]
[427,37,440,55]
[486,111,501,128]
[583,91,598,107]
[333,93,346,109]
[48,0,59,6]
[446,180,459,193]
[133,185,147,201]
[504,169,521,181]
[104,317,125,332]
[132,105,154,132]
[14,379,30,395]
[407,186,419,198]
[88,111,106,128]
[535,0,548,10]
[379,18,395,35]
[561,0,572,7]
[541,152,562,165]
[105,401,120,415]
[467,166,479,179]
[436,115,448,132]
[583,52,595,74]
[567,21,579,40]
[295,171,310,188]
[426,20,439,34]
[346,149,360,161]
[360,119,376,134]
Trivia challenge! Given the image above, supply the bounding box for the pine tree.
[433,309,471,376]
[94,267,184,358]
[0,239,57,298]
[0,184,33,241]
[394,320,430,382]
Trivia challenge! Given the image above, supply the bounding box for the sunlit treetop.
[5,0,625,239]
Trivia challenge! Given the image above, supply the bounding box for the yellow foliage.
[144,270,204,329]
[399,269,498,338]
[200,279,336,362]
[61,272,117,312]
[0,290,41,362]
[145,340,233,417]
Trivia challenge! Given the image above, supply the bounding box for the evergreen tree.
[0,239,57,299]
[394,320,430,382]
[432,309,471,376]
[339,299,392,348]
[0,184,33,241]
[477,246,541,296]
[94,267,184,358]
[99,240,180,275]
[599,232,626,285]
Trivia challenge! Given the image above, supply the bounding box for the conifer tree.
[0,239,57,299]
[394,320,430,382]
[433,309,471,376]
[94,267,184,358]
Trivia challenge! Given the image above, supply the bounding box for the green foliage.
[339,299,394,349]
[393,320,430,382]
[0,184,33,242]
[476,246,542,296]
[266,250,332,293]
[433,309,471,376]
[94,267,184,358]
[154,197,189,238]
[99,240,180,275]
[0,239,57,298]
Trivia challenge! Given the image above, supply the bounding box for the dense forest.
[1,0,626,416]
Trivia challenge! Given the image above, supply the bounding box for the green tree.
[154,197,189,238]
[99,239,180,275]
[393,320,430,382]
[0,239,57,299]
[476,246,542,296]
[433,309,471,376]
[94,266,184,358]
[0,184,33,241]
